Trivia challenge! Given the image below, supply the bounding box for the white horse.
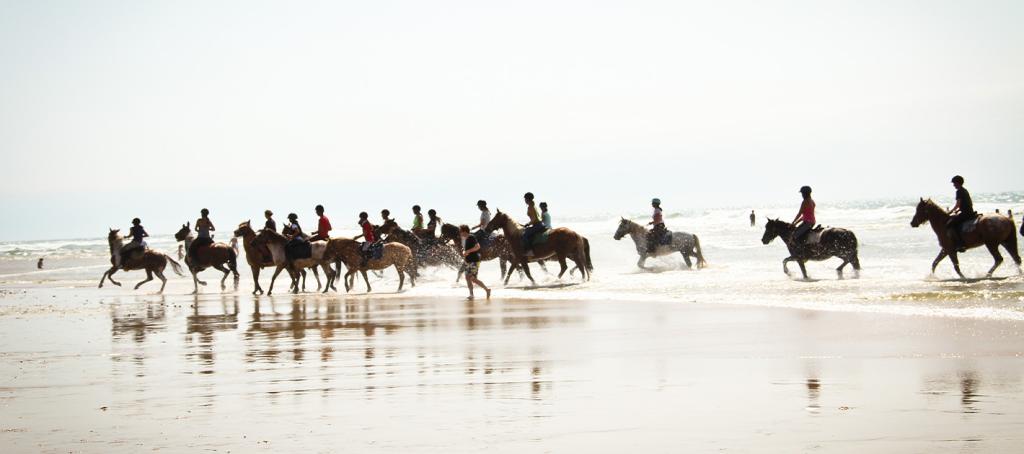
[613,218,707,269]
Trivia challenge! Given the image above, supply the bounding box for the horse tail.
[693,234,707,268]
[583,237,594,272]
[166,255,185,277]
[228,248,239,276]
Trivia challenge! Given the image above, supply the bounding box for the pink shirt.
[652,207,664,225]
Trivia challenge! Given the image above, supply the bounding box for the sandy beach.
[2,280,1023,453]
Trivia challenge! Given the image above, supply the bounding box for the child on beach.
[459,224,490,300]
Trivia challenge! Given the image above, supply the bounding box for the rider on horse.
[522,192,545,256]
[790,186,816,244]
[354,211,377,267]
[647,198,666,253]
[540,202,552,229]
[263,210,277,232]
[189,208,216,258]
[119,218,149,267]
[310,204,332,241]
[947,175,975,253]
[411,205,425,236]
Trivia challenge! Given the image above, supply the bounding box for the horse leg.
[100,267,120,288]
[556,254,569,279]
[135,270,154,290]
[835,259,849,279]
[930,251,948,274]
[499,258,507,282]
[782,257,793,276]
[396,264,405,291]
[679,249,693,269]
[637,254,647,270]
[156,269,167,293]
[1002,239,1022,273]
[251,267,263,295]
[213,264,230,291]
[538,260,550,275]
[520,260,536,286]
[343,270,354,292]
[268,266,286,295]
[573,251,588,282]
[312,267,322,292]
[361,269,372,293]
[949,252,965,279]
[797,261,809,280]
[984,243,1004,278]
[191,269,201,294]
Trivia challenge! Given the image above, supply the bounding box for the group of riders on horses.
[107,174,1017,293]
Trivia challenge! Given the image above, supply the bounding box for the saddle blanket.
[960,216,981,234]
[286,240,312,260]
[530,230,550,246]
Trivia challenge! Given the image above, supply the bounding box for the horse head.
[485,210,507,233]
[439,223,460,242]
[613,218,632,240]
[910,198,935,228]
[107,229,121,242]
[762,218,788,245]
[234,220,253,238]
[174,223,191,242]
[379,219,399,236]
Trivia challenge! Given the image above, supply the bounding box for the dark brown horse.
[100,229,184,293]
[233,220,276,295]
[175,223,240,294]
[484,210,592,285]
[378,220,461,270]
[910,198,1020,278]
[761,219,860,279]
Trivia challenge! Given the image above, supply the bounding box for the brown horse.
[175,223,240,294]
[910,198,1020,278]
[99,229,184,293]
[250,229,335,295]
[378,220,461,270]
[326,238,416,293]
[484,210,592,285]
[233,220,276,295]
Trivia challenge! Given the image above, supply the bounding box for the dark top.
[264,219,277,232]
[956,187,975,215]
[128,225,146,243]
[464,236,480,263]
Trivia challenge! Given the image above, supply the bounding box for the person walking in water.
[459,224,491,300]
[647,198,665,253]
[947,175,976,253]
[790,186,816,243]
[354,212,377,267]
[310,204,332,241]
[190,208,215,257]
[263,210,277,232]
[750,210,756,227]
[540,202,552,229]
[522,192,545,256]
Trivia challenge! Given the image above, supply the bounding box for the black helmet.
[359,211,368,219]
[287,213,298,220]
[477,200,487,207]
[315,204,324,212]
[951,175,964,185]
[428,209,437,216]
[201,208,209,216]
[381,209,390,216]
[412,205,421,211]
[131,218,141,225]
[524,192,534,200]
[799,186,812,195]
[539,202,548,209]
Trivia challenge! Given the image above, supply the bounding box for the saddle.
[802,226,825,245]
[364,242,384,260]
[960,215,983,234]
[529,229,551,246]
[658,229,674,245]
[285,239,312,260]
[473,230,493,247]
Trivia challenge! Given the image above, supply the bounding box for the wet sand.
[1,285,1024,453]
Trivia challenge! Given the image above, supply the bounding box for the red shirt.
[360,220,375,242]
[318,216,332,236]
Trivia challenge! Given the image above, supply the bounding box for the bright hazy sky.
[1,0,1022,241]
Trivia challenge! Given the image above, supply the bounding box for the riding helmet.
[477,200,487,207]
[132,218,141,225]
[539,202,547,209]
[951,175,964,185]
[359,212,368,219]
[201,208,209,216]
[524,192,534,200]
[287,213,298,220]
[315,204,324,212]
[651,198,661,205]
[799,186,812,195]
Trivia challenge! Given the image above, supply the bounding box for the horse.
[761,218,860,279]
[99,229,184,293]
[378,220,462,270]
[910,198,1020,278]
[484,210,592,285]
[250,229,335,295]
[174,222,240,294]
[279,224,324,292]
[233,220,277,295]
[613,218,707,270]
[325,238,416,293]
[439,223,516,281]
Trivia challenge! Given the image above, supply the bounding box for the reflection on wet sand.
[185,295,239,375]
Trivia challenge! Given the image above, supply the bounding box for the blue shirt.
[541,212,551,229]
